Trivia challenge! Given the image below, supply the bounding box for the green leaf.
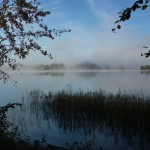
[142,5,148,10]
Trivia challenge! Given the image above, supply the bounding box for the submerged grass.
[25,89,150,149]
[0,103,66,150]
[52,90,150,129]
[2,89,150,150]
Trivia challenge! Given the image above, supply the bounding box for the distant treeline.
[35,62,126,70]
[76,62,101,70]
[75,62,126,70]
[36,63,65,70]
[140,65,150,70]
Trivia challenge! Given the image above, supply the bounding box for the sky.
[22,0,150,68]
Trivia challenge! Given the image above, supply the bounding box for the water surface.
[1,70,150,104]
[0,70,150,150]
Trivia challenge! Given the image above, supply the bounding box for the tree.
[112,0,150,57]
[0,0,70,82]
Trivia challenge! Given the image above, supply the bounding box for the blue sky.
[22,0,150,68]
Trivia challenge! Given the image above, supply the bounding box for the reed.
[19,89,150,150]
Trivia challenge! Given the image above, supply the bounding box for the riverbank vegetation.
[36,64,66,70]
[0,90,150,150]
[21,89,150,150]
[33,62,127,71]
[140,65,150,70]
[0,103,65,150]
[1,89,150,149]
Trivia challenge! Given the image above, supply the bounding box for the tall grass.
[17,89,150,150]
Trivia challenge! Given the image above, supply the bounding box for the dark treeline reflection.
[34,71,65,77]
[34,71,99,77]
[75,72,99,77]
[12,90,150,150]
[140,70,150,75]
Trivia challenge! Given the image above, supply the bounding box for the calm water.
[0,70,150,150]
[1,70,150,105]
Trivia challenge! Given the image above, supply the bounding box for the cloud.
[20,19,150,69]
[18,0,150,69]
[86,0,117,28]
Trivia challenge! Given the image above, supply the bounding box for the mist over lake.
[1,70,150,104]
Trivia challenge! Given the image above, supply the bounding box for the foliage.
[112,0,150,57]
[0,0,70,81]
[0,103,66,150]
[0,103,21,139]
[21,89,150,150]
[49,63,65,70]
[36,63,66,70]
[0,70,10,82]
[112,0,149,32]
[140,65,150,70]
[76,62,101,70]
[141,46,150,57]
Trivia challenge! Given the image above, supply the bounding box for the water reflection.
[34,71,65,77]
[75,71,99,77]
[34,70,99,77]
[8,89,150,150]
[140,70,150,75]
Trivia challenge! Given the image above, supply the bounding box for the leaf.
[112,28,116,33]
[121,17,125,22]
[117,25,121,29]
[143,46,148,48]
[125,10,131,20]
[142,5,148,10]
[131,4,137,11]
[115,20,120,24]
[138,0,143,4]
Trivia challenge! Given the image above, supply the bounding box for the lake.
[0,70,150,150]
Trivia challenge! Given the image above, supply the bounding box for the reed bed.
[22,89,150,149]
